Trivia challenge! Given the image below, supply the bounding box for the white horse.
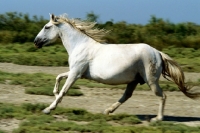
[34,14,199,121]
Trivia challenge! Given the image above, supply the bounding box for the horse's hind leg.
[148,81,167,121]
[53,72,69,98]
[104,80,138,115]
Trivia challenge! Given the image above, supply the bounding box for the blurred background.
[1,1,200,133]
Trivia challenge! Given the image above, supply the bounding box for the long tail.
[159,51,200,99]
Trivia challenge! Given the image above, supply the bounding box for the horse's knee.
[56,75,62,82]
[56,73,69,82]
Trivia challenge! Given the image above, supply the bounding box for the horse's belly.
[83,66,138,85]
[82,45,144,85]
[84,74,135,85]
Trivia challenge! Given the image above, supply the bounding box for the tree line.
[0,12,47,44]
[0,12,200,50]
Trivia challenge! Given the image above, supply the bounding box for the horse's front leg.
[53,72,69,99]
[43,71,79,114]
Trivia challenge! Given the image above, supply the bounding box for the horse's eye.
[45,26,51,29]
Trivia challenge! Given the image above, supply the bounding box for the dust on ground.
[0,63,200,132]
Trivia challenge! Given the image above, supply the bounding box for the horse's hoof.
[103,109,110,115]
[42,108,51,114]
[150,117,163,122]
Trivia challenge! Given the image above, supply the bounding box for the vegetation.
[0,43,69,66]
[0,103,200,133]
[0,12,200,49]
[162,46,200,72]
[98,15,200,50]
[0,71,83,96]
[0,12,47,43]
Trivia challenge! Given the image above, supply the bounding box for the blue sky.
[0,0,200,24]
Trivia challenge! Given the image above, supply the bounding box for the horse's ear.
[49,13,55,21]
[49,13,59,24]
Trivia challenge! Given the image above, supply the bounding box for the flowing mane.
[53,14,109,43]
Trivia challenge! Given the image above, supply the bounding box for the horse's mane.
[53,14,109,43]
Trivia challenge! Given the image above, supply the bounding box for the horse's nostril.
[34,38,38,44]
[34,38,40,48]
[34,38,45,48]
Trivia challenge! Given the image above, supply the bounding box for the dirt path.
[0,63,200,132]
[0,63,69,75]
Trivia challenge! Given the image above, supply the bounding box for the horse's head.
[34,14,60,48]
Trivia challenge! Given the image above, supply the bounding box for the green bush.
[0,12,47,43]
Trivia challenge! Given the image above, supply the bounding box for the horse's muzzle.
[34,38,48,48]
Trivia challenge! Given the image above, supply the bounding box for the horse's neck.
[58,24,97,56]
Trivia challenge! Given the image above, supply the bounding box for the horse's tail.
[159,51,200,99]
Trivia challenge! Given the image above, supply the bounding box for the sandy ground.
[0,63,200,132]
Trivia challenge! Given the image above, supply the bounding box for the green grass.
[162,46,200,72]
[150,121,200,133]
[1,103,200,133]
[0,71,83,96]
[0,43,69,66]
[52,107,141,124]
